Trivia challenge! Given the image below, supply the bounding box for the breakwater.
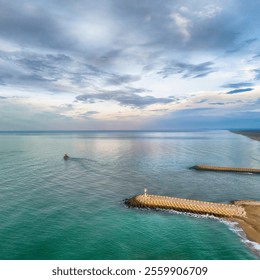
[191,164,260,174]
[126,193,246,218]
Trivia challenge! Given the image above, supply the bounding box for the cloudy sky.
[0,0,260,130]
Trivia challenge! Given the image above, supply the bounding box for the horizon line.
[0,129,259,133]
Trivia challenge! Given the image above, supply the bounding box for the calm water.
[0,130,260,260]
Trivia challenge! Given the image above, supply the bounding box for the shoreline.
[229,132,260,245]
[231,130,260,141]
[232,201,260,245]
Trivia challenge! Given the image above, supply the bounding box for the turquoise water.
[0,130,259,260]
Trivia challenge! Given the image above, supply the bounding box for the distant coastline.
[231,130,260,141]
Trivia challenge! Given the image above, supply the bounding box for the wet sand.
[232,201,260,244]
[231,130,260,141]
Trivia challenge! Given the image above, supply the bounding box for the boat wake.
[69,157,97,163]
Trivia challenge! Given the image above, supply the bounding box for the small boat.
[63,153,69,160]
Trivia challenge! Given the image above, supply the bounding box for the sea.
[0,130,260,260]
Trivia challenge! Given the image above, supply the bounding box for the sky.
[0,0,260,130]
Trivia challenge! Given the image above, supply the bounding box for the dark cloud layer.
[222,82,254,89]
[76,91,176,108]
[0,1,71,50]
[208,102,225,105]
[227,88,254,94]
[0,50,143,92]
[1,0,259,61]
[1,0,259,92]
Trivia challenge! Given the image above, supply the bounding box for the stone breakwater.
[191,164,260,174]
[126,194,246,218]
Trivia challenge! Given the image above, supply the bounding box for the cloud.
[196,98,208,104]
[208,102,225,105]
[0,49,143,93]
[0,0,249,62]
[78,111,99,119]
[227,38,257,53]
[0,1,71,50]
[170,13,190,41]
[0,51,73,90]
[175,107,214,114]
[227,88,254,94]
[76,91,176,108]
[222,82,254,88]
[1,0,260,130]
[194,4,222,19]
[254,69,260,80]
[105,74,140,85]
[158,61,216,79]
[0,0,258,58]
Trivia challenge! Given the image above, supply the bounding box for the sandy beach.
[231,130,260,141]
[230,131,260,244]
[232,201,260,244]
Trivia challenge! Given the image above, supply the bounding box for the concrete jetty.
[191,164,260,174]
[126,189,260,244]
[126,191,246,218]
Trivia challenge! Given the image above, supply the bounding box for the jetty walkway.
[126,192,246,218]
[191,164,260,174]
